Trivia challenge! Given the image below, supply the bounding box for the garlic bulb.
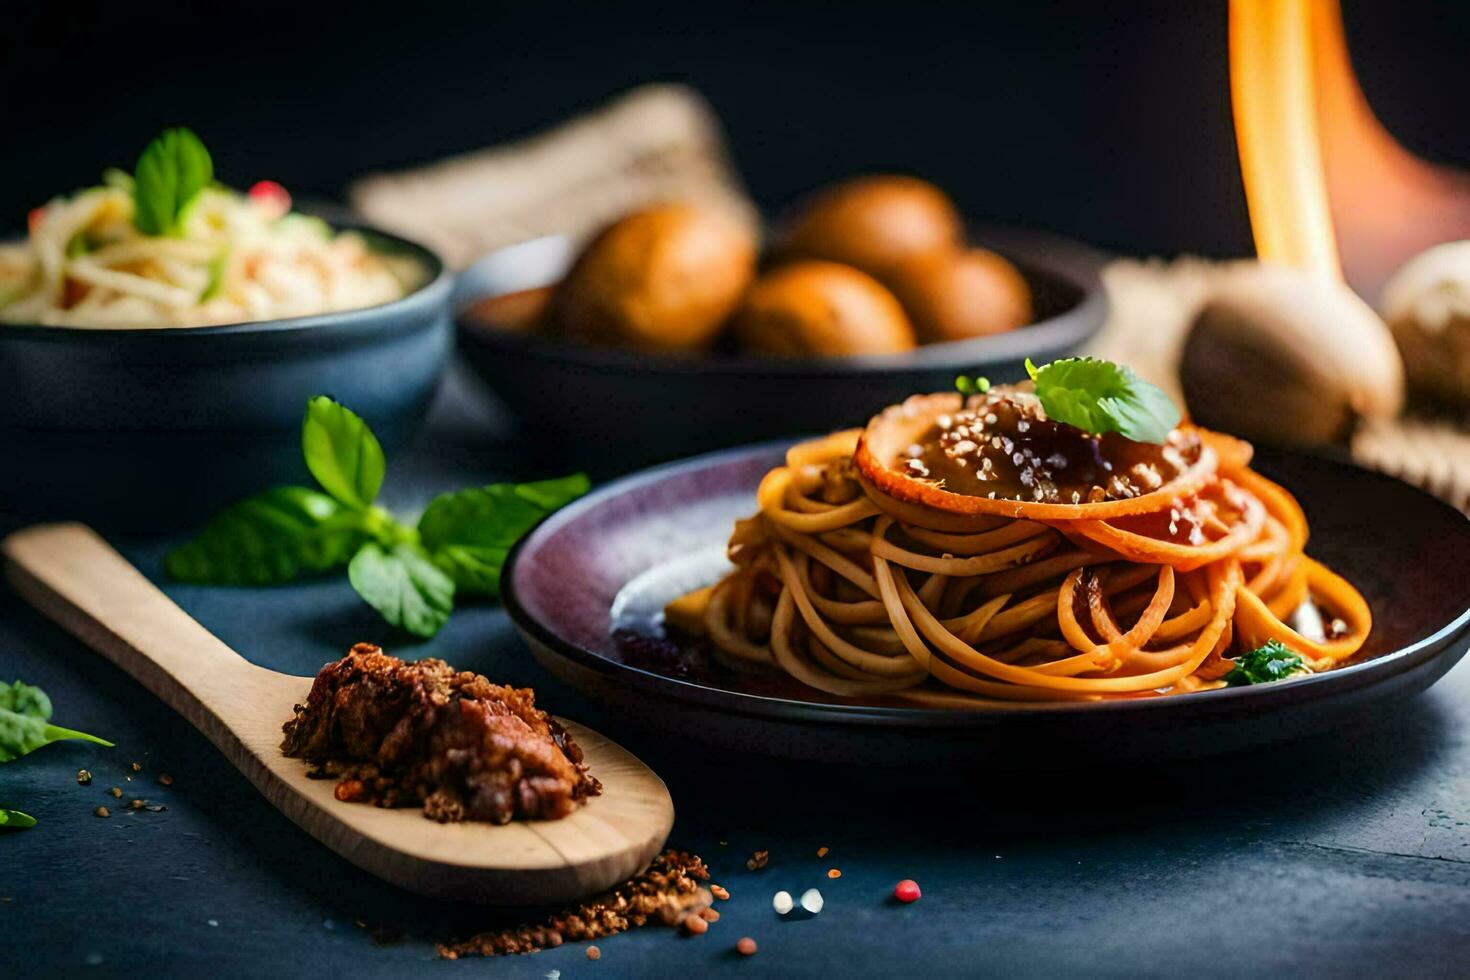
[1179,264,1403,446]
[1380,240,1470,406]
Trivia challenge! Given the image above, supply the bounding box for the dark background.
[2,1,1468,258]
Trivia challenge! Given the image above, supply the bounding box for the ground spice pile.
[437,850,712,959]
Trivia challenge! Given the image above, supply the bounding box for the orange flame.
[1229,0,1341,280]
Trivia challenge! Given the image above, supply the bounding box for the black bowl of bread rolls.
[455,175,1107,465]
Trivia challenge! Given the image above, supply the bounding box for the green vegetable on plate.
[0,680,114,763]
[1225,639,1310,687]
[1025,356,1181,444]
[168,397,589,638]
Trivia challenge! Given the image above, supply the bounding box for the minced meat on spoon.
[281,644,600,823]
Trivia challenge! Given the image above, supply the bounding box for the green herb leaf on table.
[0,808,37,830]
[1224,639,1309,686]
[348,543,456,639]
[165,486,371,585]
[1025,357,1180,444]
[172,397,588,638]
[132,127,214,237]
[302,396,387,510]
[418,474,590,595]
[0,680,113,763]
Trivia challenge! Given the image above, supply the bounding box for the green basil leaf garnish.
[418,474,589,595]
[1025,356,1181,444]
[302,396,386,510]
[0,680,113,763]
[348,543,455,639]
[165,486,371,585]
[173,395,584,639]
[132,127,214,237]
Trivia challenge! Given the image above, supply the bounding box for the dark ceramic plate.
[504,441,1470,764]
[454,226,1108,468]
[0,226,451,529]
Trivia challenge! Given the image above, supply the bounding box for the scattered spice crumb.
[816,846,829,858]
[894,879,922,903]
[437,850,710,959]
[131,762,143,772]
[682,913,708,936]
[94,806,110,818]
[772,891,793,915]
[129,799,146,811]
[800,888,824,914]
[737,937,758,956]
[718,839,728,846]
[746,850,769,871]
[586,946,601,961]
[157,773,174,787]
[108,787,122,798]
[710,885,729,901]
[827,868,842,879]
[699,907,719,923]
[208,919,219,928]
[76,769,92,785]
[146,805,167,813]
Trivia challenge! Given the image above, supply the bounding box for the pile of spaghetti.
[672,387,1371,703]
[0,130,412,329]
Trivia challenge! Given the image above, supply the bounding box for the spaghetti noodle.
[672,385,1371,704]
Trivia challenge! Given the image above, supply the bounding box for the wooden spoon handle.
[2,522,288,730]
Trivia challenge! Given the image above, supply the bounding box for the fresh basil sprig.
[1025,356,1180,444]
[0,680,113,763]
[132,127,214,237]
[168,397,588,638]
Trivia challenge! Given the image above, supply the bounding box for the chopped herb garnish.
[1224,639,1309,686]
[168,397,587,638]
[1025,356,1180,444]
[954,374,991,397]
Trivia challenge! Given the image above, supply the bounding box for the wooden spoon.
[2,522,674,905]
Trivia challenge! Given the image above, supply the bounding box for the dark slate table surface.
[4,366,1469,978]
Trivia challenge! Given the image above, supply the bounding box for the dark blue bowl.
[0,228,451,529]
[455,225,1109,469]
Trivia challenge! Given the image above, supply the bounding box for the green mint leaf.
[348,542,455,638]
[64,232,91,258]
[166,486,371,585]
[132,127,214,237]
[0,808,37,829]
[302,396,386,510]
[1027,357,1180,444]
[418,474,590,595]
[1224,639,1309,687]
[0,680,113,762]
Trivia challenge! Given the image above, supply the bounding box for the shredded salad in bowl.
[0,128,422,329]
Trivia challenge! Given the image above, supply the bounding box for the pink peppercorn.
[894,879,921,903]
